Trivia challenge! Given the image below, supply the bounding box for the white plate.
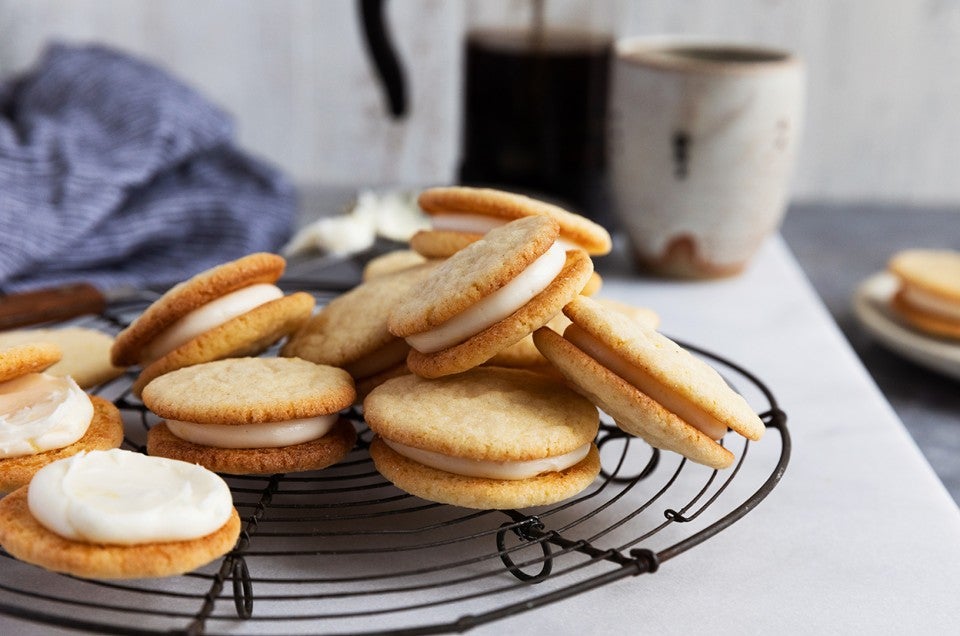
[853,271,960,381]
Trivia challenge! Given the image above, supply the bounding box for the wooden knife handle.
[0,283,107,330]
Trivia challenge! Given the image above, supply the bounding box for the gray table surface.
[780,202,960,503]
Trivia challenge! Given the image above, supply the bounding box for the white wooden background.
[1,0,958,204]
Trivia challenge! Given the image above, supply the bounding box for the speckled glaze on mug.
[609,37,805,278]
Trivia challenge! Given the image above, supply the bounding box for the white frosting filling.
[0,373,93,459]
[383,438,590,480]
[406,241,567,353]
[564,325,729,440]
[27,449,233,545]
[431,213,578,250]
[142,283,283,363]
[902,284,960,320]
[166,413,338,449]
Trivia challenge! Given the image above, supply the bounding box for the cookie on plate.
[0,343,124,492]
[109,253,315,396]
[364,367,601,510]
[0,327,125,388]
[389,216,593,378]
[143,357,357,475]
[411,186,608,295]
[533,296,764,469]
[0,449,240,579]
[888,249,960,339]
[282,262,439,399]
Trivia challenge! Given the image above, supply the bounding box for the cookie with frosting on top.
[389,215,593,378]
[0,449,240,579]
[364,367,601,510]
[143,357,357,475]
[887,248,960,339]
[109,252,315,396]
[0,343,124,492]
[532,296,765,469]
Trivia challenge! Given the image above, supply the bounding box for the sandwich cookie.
[143,357,357,475]
[888,248,960,339]
[486,298,661,369]
[533,296,765,469]
[389,216,594,378]
[0,343,124,492]
[282,263,439,399]
[0,327,125,388]
[0,449,240,579]
[364,367,601,510]
[411,186,609,294]
[109,252,315,396]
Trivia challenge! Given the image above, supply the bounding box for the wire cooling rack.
[0,301,790,636]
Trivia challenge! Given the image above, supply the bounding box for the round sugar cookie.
[416,186,612,256]
[131,292,315,396]
[533,296,764,469]
[390,217,594,378]
[390,216,562,335]
[282,263,439,374]
[0,342,62,383]
[364,368,600,509]
[0,488,240,579]
[362,249,430,280]
[147,419,357,475]
[0,327,124,388]
[0,396,125,492]
[111,252,286,367]
[888,249,960,339]
[485,299,659,368]
[143,357,357,475]
[142,357,355,424]
[888,249,960,302]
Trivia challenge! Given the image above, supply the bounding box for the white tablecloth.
[2,233,958,635]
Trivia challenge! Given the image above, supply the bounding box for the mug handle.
[357,0,407,118]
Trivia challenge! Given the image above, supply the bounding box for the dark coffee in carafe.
[458,28,611,221]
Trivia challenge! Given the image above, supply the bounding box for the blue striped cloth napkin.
[0,43,296,294]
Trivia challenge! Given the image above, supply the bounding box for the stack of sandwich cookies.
[887,248,960,339]
[533,296,765,469]
[0,449,240,579]
[0,327,125,389]
[110,252,315,396]
[143,357,357,475]
[0,343,124,492]
[389,216,593,378]
[411,186,610,295]
[282,263,440,399]
[364,367,601,510]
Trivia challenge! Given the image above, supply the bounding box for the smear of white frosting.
[28,449,233,545]
[383,438,590,480]
[142,283,283,363]
[165,413,338,449]
[406,242,567,353]
[0,373,93,458]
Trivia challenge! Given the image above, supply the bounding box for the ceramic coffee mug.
[608,36,805,278]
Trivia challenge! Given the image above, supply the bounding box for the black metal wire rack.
[0,298,790,636]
